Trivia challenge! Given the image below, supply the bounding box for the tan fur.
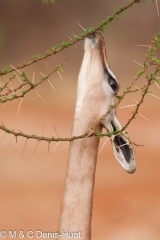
[58,33,119,240]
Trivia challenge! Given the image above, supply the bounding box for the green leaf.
[62,42,71,48]
[136,69,144,76]
[6,129,11,134]
[52,44,60,51]
[50,0,55,4]
[85,27,95,33]
[117,95,123,101]
[100,20,106,27]
[41,75,47,80]
[122,10,127,15]
[12,94,18,98]
[96,132,104,138]
[46,50,51,55]
[22,90,27,94]
[4,66,11,73]
[42,0,55,4]
[106,16,113,21]
[73,35,84,40]
[33,55,38,59]
[37,54,43,58]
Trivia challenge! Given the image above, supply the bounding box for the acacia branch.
[0,124,101,142]
[0,61,65,103]
[0,0,144,76]
[1,32,159,146]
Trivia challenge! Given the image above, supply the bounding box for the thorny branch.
[0,33,160,149]
[101,33,160,141]
[0,62,65,103]
[0,0,150,76]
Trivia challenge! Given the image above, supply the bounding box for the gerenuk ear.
[103,115,136,174]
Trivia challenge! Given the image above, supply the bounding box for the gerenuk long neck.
[58,52,102,240]
[58,128,101,239]
[58,125,101,239]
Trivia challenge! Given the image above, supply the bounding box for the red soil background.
[0,1,160,239]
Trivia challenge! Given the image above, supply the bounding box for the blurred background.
[0,0,160,239]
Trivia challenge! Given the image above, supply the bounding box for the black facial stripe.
[104,67,119,92]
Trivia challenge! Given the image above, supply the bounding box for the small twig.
[40,71,57,92]
[76,21,86,31]
[137,111,154,125]
[32,72,35,84]
[34,90,48,106]
[120,103,137,109]
[2,104,5,118]
[61,142,70,151]
[45,60,49,69]
[9,79,15,94]
[156,0,160,17]
[15,72,25,89]
[154,81,160,90]
[1,122,6,129]
[18,129,25,135]
[131,141,144,147]
[137,45,150,47]
[42,125,44,136]
[10,65,22,74]
[53,124,60,139]
[133,59,143,67]
[48,141,50,153]
[68,36,73,41]
[16,98,23,119]
[133,85,160,100]
[47,79,57,93]
[34,141,40,155]
[21,138,28,158]
[0,132,6,142]
[51,140,60,154]
[57,71,63,80]
[147,92,160,100]
[130,106,154,125]
[115,142,128,149]
[99,137,110,154]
